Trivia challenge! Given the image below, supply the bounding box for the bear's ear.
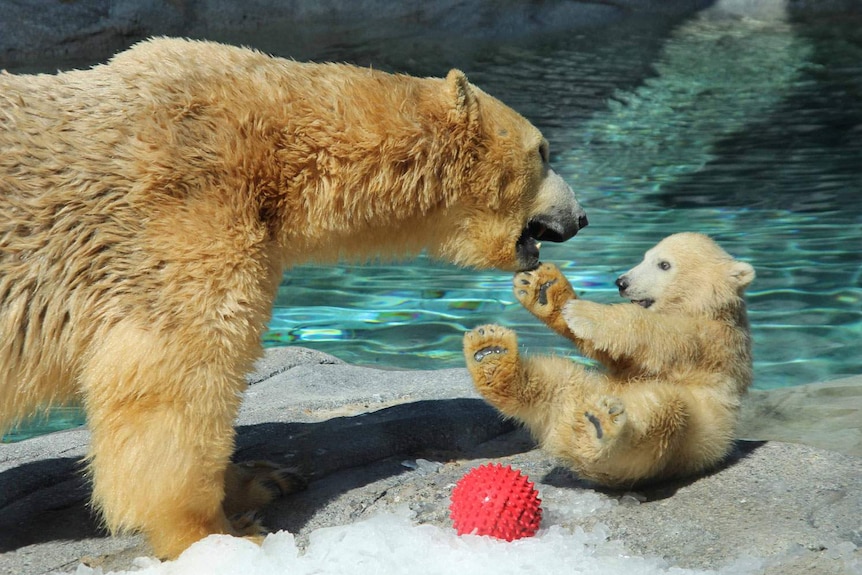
[446,69,479,127]
[728,261,755,289]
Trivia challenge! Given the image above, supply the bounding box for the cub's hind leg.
[463,324,527,416]
[574,395,630,460]
[464,324,583,438]
[548,384,691,486]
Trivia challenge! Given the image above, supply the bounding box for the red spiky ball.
[449,463,542,541]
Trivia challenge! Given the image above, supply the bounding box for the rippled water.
[4,4,861,441]
[266,6,862,390]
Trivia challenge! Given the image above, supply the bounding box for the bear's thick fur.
[464,233,754,487]
[0,38,586,557]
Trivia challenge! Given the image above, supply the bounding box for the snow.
[69,508,765,575]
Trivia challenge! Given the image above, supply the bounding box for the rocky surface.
[1,347,860,575]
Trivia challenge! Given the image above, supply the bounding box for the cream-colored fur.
[0,38,587,557]
[464,233,754,487]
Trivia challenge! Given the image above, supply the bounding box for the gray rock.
[738,375,862,458]
[1,347,860,575]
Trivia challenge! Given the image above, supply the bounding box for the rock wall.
[0,0,713,70]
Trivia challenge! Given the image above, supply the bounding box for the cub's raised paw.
[463,324,517,365]
[584,396,627,447]
[463,324,523,395]
[513,262,576,322]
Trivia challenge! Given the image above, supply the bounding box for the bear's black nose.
[615,276,629,292]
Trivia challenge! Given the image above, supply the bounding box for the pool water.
[3,3,861,441]
[265,4,862,390]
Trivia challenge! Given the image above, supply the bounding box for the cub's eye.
[538,142,550,164]
[659,261,671,271]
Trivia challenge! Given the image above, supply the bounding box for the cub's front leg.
[512,263,578,340]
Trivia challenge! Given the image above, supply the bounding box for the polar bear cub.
[464,233,755,487]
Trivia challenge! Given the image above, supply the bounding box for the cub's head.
[615,233,754,315]
[428,70,587,272]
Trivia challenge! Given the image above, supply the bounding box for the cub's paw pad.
[463,325,517,364]
[584,397,627,442]
[514,274,557,305]
[473,345,507,362]
[585,412,605,439]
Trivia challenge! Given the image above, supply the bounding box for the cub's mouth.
[516,214,589,271]
[630,299,655,309]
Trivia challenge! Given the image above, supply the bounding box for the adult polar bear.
[0,38,586,557]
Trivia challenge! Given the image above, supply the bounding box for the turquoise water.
[265,7,862,390]
[3,5,861,441]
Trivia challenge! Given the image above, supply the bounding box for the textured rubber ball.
[449,463,542,541]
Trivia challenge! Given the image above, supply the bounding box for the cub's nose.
[615,276,629,293]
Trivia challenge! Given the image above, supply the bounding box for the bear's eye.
[658,261,671,271]
[538,141,549,164]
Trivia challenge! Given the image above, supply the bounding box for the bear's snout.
[615,276,629,294]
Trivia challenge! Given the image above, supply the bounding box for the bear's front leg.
[85,390,240,558]
[512,263,578,340]
[81,323,273,559]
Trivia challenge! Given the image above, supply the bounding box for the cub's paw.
[463,325,523,401]
[584,396,627,447]
[463,324,517,366]
[223,461,308,517]
[513,262,575,318]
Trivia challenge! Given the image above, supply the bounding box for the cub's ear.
[728,261,755,289]
[446,69,479,127]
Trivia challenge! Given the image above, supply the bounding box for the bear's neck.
[257,67,472,264]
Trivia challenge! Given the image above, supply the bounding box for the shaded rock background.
[1,347,860,575]
[0,0,714,71]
